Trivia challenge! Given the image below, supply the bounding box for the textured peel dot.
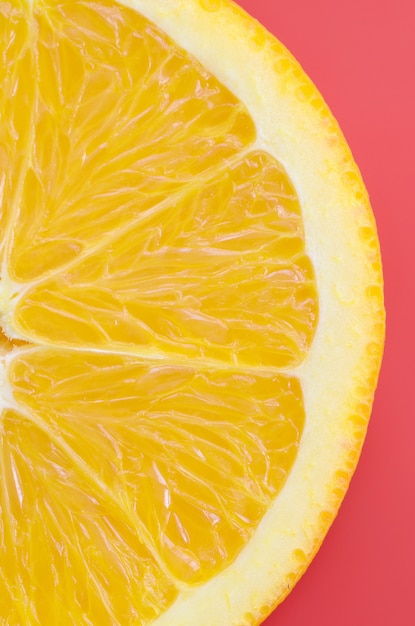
[274,57,292,74]
[367,341,381,356]
[353,190,365,203]
[292,549,307,564]
[319,510,335,526]
[356,386,374,401]
[368,369,380,388]
[335,470,350,488]
[342,169,363,191]
[345,454,358,471]
[285,572,297,588]
[349,413,367,429]
[359,226,377,245]
[374,321,385,337]
[355,423,368,438]
[356,402,371,418]
[347,449,360,463]
[199,0,223,11]
[249,26,267,48]
[295,84,326,115]
[241,613,256,626]
[295,84,316,103]
[371,260,382,274]
[259,604,272,617]
[268,39,288,60]
[332,486,345,501]
[353,426,367,442]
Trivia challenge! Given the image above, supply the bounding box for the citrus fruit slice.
[0,0,384,624]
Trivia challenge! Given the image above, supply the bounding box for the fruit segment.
[13,151,317,367]
[1,407,177,625]
[1,347,304,623]
[2,0,254,280]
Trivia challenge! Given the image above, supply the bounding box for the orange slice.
[0,1,384,624]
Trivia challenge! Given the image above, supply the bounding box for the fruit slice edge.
[0,0,385,625]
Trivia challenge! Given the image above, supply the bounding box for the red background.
[234,1,415,625]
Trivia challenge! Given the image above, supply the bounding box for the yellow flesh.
[0,0,318,623]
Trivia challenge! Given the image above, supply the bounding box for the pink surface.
[234,1,415,624]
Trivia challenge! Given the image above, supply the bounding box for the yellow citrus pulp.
[0,1,384,624]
